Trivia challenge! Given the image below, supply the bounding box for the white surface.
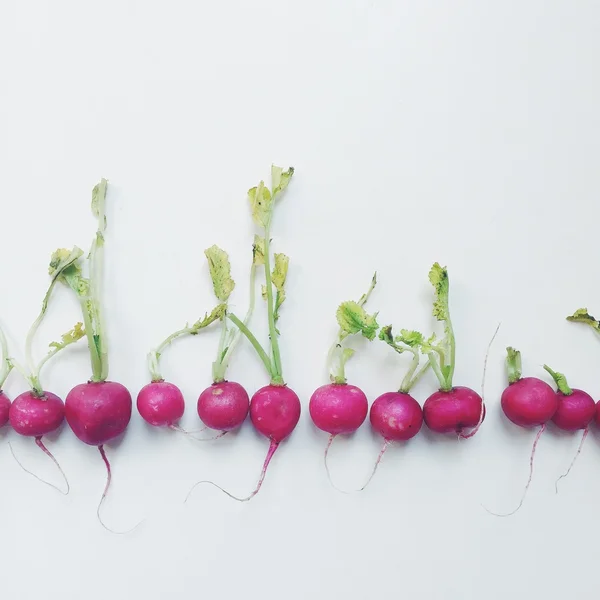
[1,1,599,599]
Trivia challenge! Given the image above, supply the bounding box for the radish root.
[9,437,70,495]
[324,434,391,493]
[185,439,279,503]
[484,423,545,517]
[97,445,144,535]
[169,423,228,441]
[358,439,391,491]
[555,426,588,494]
[460,322,500,439]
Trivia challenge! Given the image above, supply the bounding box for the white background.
[1,1,599,599]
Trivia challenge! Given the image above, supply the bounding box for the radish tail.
[358,439,391,491]
[185,439,279,503]
[555,426,588,494]
[97,445,144,535]
[8,438,70,495]
[484,423,545,517]
[323,433,351,494]
[169,423,228,441]
[460,322,500,440]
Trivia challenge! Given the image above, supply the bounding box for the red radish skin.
[552,389,596,431]
[423,386,484,435]
[66,381,132,446]
[198,381,249,431]
[0,392,10,427]
[250,385,301,443]
[309,383,368,435]
[9,391,65,436]
[501,377,558,428]
[370,392,423,441]
[137,381,185,427]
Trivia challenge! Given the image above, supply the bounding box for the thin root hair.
[185,439,279,503]
[9,437,70,495]
[483,423,545,517]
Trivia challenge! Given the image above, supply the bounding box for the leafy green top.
[205,245,235,302]
[567,308,600,332]
[336,301,379,341]
[327,274,378,384]
[378,325,431,393]
[424,263,456,391]
[227,165,295,386]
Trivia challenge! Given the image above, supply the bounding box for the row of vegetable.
[0,166,598,529]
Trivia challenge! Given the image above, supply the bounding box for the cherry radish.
[309,274,377,489]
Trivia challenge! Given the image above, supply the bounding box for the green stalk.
[214,264,257,383]
[427,351,447,390]
[228,312,276,381]
[262,226,283,380]
[88,182,108,382]
[543,365,573,395]
[0,326,12,390]
[399,349,430,393]
[212,319,230,383]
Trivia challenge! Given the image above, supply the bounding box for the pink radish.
[487,347,558,516]
[542,365,596,491]
[5,261,87,493]
[187,165,298,503]
[198,381,249,431]
[357,325,429,488]
[421,263,485,437]
[52,179,136,531]
[308,274,377,487]
[137,381,185,427]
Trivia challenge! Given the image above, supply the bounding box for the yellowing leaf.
[205,245,235,302]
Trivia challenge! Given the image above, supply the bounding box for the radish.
[487,347,558,516]
[357,325,431,488]
[0,327,13,427]
[51,179,135,531]
[421,263,484,437]
[187,165,299,502]
[308,274,378,488]
[197,245,254,433]
[6,250,88,493]
[543,364,596,491]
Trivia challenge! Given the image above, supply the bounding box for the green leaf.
[271,165,294,197]
[272,253,289,293]
[379,325,394,344]
[397,329,424,348]
[49,247,89,296]
[261,285,268,301]
[190,304,227,334]
[429,262,449,322]
[420,333,438,354]
[49,322,86,350]
[204,245,235,302]
[253,235,266,266]
[248,181,273,228]
[336,301,379,341]
[566,308,600,331]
